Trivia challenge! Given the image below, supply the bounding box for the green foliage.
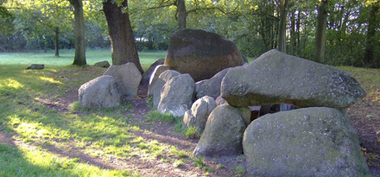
[173,159,185,167]
[232,164,246,176]
[185,126,200,139]
[2,0,378,67]
[216,164,226,169]
[191,156,205,169]
[0,4,14,34]
[173,119,184,133]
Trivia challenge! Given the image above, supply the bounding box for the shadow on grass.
[0,143,78,176]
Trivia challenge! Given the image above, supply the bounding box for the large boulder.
[193,105,246,157]
[182,96,217,132]
[78,75,121,108]
[164,29,246,81]
[149,70,181,108]
[221,49,366,108]
[243,107,369,176]
[195,68,229,99]
[104,63,142,97]
[158,74,195,117]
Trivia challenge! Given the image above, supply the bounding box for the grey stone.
[94,61,110,68]
[158,74,195,117]
[193,105,246,157]
[78,75,121,108]
[103,63,142,97]
[140,59,165,90]
[239,107,251,126]
[195,68,229,99]
[243,107,370,176]
[215,96,228,106]
[182,96,217,132]
[149,69,181,108]
[26,64,44,70]
[221,49,366,108]
[165,29,246,81]
[148,65,170,97]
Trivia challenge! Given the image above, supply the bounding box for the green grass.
[144,110,175,124]
[0,49,167,70]
[184,126,200,139]
[0,50,219,176]
[0,50,191,176]
[0,144,132,177]
[0,50,378,176]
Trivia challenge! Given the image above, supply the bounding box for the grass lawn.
[0,49,167,69]
[0,49,226,177]
[0,50,379,176]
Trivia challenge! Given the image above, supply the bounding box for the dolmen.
[211,49,368,176]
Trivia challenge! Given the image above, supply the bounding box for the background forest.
[0,0,379,67]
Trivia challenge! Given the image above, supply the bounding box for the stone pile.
[218,49,368,176]
[78,29,370,176]
[153,49,369,176]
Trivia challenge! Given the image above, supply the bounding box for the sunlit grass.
[0,60,196,175]
[0,78,25,89]
[0,144,133,176]
[39,76,63,84]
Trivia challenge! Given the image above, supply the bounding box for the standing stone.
[165,29,246,81]
[148,65,170,97]
[104,63,142,97]
[78,75,121,108]
[195,68,229,99]
[221,49,366,108]
[182,96,217,132]
[243,107,369,176]
[158,74,195,117]
[149,70,181,108]
[139,58,165,96]
[193,105,246,157]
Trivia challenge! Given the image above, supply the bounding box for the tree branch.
[187,6,226,15]
[146,3,175,11]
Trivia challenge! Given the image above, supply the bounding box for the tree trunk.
[277,0,288,53]
[44,36,47,53]
[364,4,379,68]
[54,27,59,57]
[290,10,296,55]
[177,0,187,29]
[103,0,143,73]
[314,0,328,63]
[70,0,87,66]
[296,10,300,54]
